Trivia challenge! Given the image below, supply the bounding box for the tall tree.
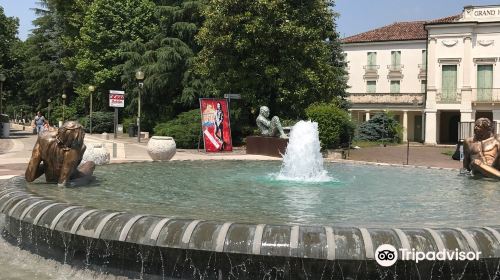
[120,0,209,131]
[75,0,157,111]
[0,6,21,115]
[23,0,71,118]
[196,0,348,119]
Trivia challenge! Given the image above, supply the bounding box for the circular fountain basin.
[1,160,500,279]
[25,161,500,227]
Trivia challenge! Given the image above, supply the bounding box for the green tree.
[120,0,209,132]
[0,6,22,115]
[196,0,348,120]
[22,0,76,116]
[75,0,157,111]
[356,112,402,143]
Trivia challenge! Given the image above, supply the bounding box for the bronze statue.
[25,121,95,187]
[463,118,500,179]
[256,106,287,138]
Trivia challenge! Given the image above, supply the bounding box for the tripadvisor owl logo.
[374,244,482,266]
[375,244,398,267]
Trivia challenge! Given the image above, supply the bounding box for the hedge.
[154,109,201,149]
[305,103,355,149]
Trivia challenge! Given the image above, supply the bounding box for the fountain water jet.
[277,120,331,182]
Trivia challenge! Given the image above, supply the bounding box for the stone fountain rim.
[1,172,499,262]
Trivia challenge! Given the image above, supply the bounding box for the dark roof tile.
[342,15,461,44]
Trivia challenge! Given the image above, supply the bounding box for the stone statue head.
[473,118,493,142]
[56,121,85,149]
[259,106,270,118]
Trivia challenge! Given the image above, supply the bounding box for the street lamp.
[62,93,67,122]
[135,70,144,143]
[88,85,95,134]
[47,98,51,125]
[0,73,6,114]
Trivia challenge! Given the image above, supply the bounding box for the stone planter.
[147,136,176,161]
[81,143,110,165]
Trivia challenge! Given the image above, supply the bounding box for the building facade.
[342,5,500,144]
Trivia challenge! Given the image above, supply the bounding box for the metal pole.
[90,93,93,134]
[48,104,50,124]
[63,99,65,122]
[114,107,118,139]
[137,84,141,143]
[406,140,410,165]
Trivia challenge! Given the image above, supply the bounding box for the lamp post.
[47,98,51,125]
[0,73,6,114]
[135,70,144,143]
[62,93,67,122]
[88,85,95,134]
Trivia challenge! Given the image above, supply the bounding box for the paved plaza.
[0,125,279,177]
[0,124,461,178]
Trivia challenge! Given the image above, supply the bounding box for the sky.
[1,0,500,41]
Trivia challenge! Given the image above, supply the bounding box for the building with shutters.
[342,5,500,144]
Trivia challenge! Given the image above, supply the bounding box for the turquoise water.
[26,161,500,227]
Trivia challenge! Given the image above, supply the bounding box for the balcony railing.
[363,65,379,79]
[471,88,500,102]
[436,90,461,103]
[363,65,379,71]
[387,64,404,71]
[348,92,424,105]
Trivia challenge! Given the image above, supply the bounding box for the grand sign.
[463,6,500,21]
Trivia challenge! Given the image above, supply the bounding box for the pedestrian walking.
[34,111,45,134]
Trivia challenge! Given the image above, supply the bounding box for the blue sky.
[1,0,500,40]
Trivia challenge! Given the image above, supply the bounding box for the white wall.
[427,23,500,108]
[343,40,426,94]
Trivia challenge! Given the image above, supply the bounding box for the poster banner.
[199,98,233,152]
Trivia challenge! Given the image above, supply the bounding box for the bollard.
[113,143,117,158]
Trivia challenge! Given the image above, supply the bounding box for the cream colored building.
[343,5,500,144]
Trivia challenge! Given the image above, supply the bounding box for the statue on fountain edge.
[256,106,288,139]
[25,121,95,187]
[463,118,500,179]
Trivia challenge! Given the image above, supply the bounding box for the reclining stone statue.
[256,106,287,138]
[463,118,500,179]
[25,121,95,187]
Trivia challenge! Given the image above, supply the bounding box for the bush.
[0,114,9,123]
[122,117,136,133]
[305,103,355,149]
[51,105,78,125]
[80,111,114,133]
[154,109,201,149]
[356,112,402,143]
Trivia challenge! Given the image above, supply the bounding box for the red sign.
[199,98,233,152]
[109,90,125,107]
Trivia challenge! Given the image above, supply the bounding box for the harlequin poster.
[199,98,233,152]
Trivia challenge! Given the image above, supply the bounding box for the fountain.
[1,117,500,279]
[277,120,331,182]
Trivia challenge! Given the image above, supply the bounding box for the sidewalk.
[1,124,462,177]
[0,126,278,177]
[83,131,279,161]
[0,128,36,177]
